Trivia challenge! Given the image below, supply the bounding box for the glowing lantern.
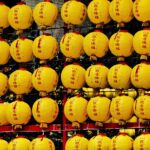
[65,134,88,150]
[85,64,109,88]
[83,31,109,59]
[10,38,33,63]
[0,73,8,96]
[61,64,85,90]
[61,1,87,25]
[33,34,58,60]
[32,97,59,128]
[120,129,135,137]
[33,0,58,28]
[108,63,132,89]
[60,32,84,59]
[0,139,8,150]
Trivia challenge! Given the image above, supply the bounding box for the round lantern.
[60,32,84,59]
[9,69,32,95]
[64,96,88,126]
[131,62,150,89]
[109,0,133,23]
[32,97,59,128]
[0,3,9,29]
[33,34,58,60]
[8,2,33,31]
[10,38,33,63]
[8,136,30,150]
[87,96,111,123]
[61,64,85,90]
[32,67,58,93]
[83,31,109,59]
[120,129,135,137]
[133,0,150,23]
[88,134,111,150]
[108,63,132,89]
[110,133,133,150]
[33,0,58,28]
[110,96,134,122]
[85,64,109,88]
[0,138,8,150]
[0,73,8,96]
[87,0,111,25]
[65,134,88,150]
[109,31,133,58]
[61,1,87,25]
[134,132,150,149]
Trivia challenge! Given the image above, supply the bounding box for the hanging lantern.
[0,72,8,96]
[109,0,133,25]
[85,64,109,88]
[8,2,33,31]
[87,0,111,26]
[110,133,133,150]
[61,64,85,90]
[6,101,31,128]
[131,62,150,89]
[32,67,58,95]
[8,136,30,150]
[109,31,133,60]
[33,0,58,28]
[120,129,135,137]
[32,97,59,128]
[64,96,88,127]
[33,34,58,61]
[65,134,88,150]
[30,135,55,150]
[10,38,33,63]
[108,63,132,89]
[110,96,134,123]
[88,134,111,150]
[9,69,32,95]
[61,1,87,26]
[0,138,8,150]
[83,31,109,60]
[60,32,84,59]
[87,96,111,125]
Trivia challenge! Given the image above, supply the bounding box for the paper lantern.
[0,73,8,96]
[61,1,87,25]
[33,34,58,60]
[120,129,135,137]
[60,32,84,59]
[0,139,8,150]
[10,38,33,63]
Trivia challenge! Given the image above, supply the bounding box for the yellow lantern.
[32,97,59,128]
[87,0,111,25]
[109,0,133,23]
[85,64,109,88]
[33,34,58,60]
[133,0,150,23]
[87,96,111,123]
[6,100,31,126]
[0,139,8,150]
[83,31,109,59]
[10,38,33,63]
[9,69,32,95]
[65,134,88,150]
[109,31,133,58]
[33,0,58,28]
[120,129,135,137]
[0,3,10,29]
[110,96,134,122]
[8,136,30,150]
[134,132,150,149]
[131,62,150,89]
[30,136,55,150]
[0,72,8,96]
[61,64,85,90]
[108,63,132,89]
[88,134,111,150]
[128,115,138,123]
[61,1,87,25]
[110,133,133,150]
[60,32,84,59]
[64,96,88,126]
[32,67,58,93]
